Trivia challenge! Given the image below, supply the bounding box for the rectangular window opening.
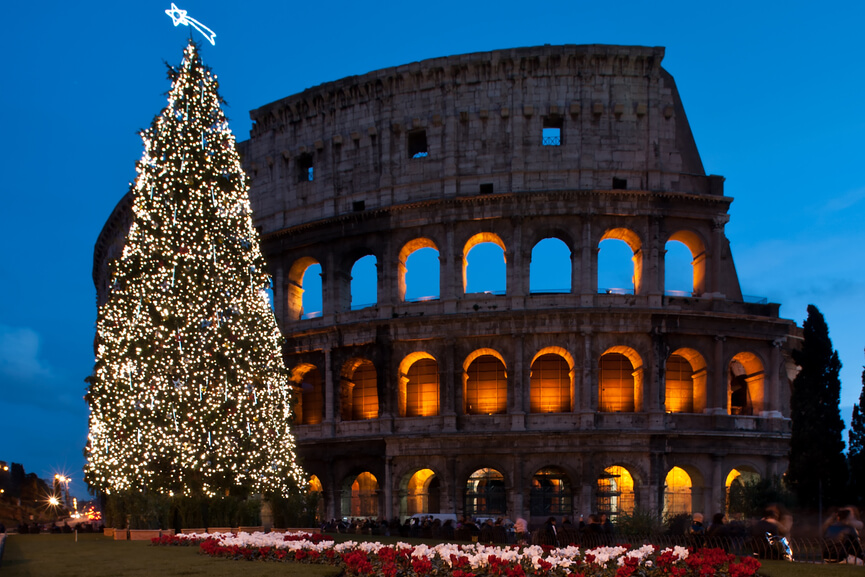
[297,153,314,182]
[352,200,366,212]
[612,177,627,190]
[542,116,563,146]
[479,183,494,195]
[408,129,428,159]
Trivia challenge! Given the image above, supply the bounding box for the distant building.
[96,45,798,525]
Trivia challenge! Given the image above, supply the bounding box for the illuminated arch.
[344,472,379,517]
[462,232,507,294]
[287,257,322,320]
[530,467,572,516]
[308,475,325,524]
[530,347,574,413]
[599,228,642,295]
[398,238,440,302]
[398,352,440,417]
[463,349,508,415]
[340,358,378,421]
[405,468,440,515]
[465,468,506,516]
[728,352,765,416]
[530,237,572,294]
[289,363,323,425]
[597,465,635,518]
[667,230,707,296]
[665,348,708,413]
[663,466,692,517]
[599,346,644,412]
[726,466,761,515]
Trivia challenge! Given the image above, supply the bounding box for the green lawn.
[2,533,863,577]
[0,534,341,577]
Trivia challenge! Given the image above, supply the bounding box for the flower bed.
[152,531,762,577]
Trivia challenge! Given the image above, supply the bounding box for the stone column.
[708,336,727,415]
[710,217,728,296]
[384,457,394,519]
[443,224,458,313]
[443,338,458,431]
[710,454,724,516]
[580,219,595,306]
[273,263,285,331]
[509,217,527,299]
[761,340,784,418]
[580,329,594,428]
[511,335,526,430]
[323,346,335,436]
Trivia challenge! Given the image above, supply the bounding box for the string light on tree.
[84,41,305,498]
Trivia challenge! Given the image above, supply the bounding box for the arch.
[343,472,379,518]
[405,468,440,516]
[287,257,322,320]
[599,346,644,412]
[399,238,440,302]
[728,352,765,415]
[340,358,378,421]
[308,475,325,524]
[530,237,571,294]
[725,465,761,516]
[463,349,508,415]
[599,228,642,295]
[530,348,574,413]
[289,363,324,425]
[664,240,694,296]
[668,230,707,295]
[463,232,507,295]
[465,468,506,517]
[529,466,572,516]
[350,254,377,310]
[597,465,635,519]
[665,348,708,413]
[663,466,692,517]
[398,352,440,417]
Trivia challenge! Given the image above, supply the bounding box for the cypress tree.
[848,355,865,507]
[787,305,848,508]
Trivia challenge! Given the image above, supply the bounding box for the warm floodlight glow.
[165,3,217,45]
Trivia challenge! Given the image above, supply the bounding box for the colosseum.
[96,44,798,526]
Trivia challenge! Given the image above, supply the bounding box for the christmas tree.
[85,41,305,498]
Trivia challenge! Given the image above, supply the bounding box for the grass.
[3,533,864,577]
[0,534,341,577]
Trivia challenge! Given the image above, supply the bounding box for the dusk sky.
[1,1,863,498]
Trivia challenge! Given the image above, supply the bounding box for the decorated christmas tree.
[85,41,305,499]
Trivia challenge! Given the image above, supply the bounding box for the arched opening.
[399,353,440,417]
[465,468,506,517]
[599,347,643,412]
[399,239,440,302]
[726,467,761,516]
[663,466,692,517]
[530,350,573,413]
[341,359,378,421]
[728,352,765,415]
[665,348,707,414]
[406,469,440,516]
[530,467,572,516]
[530,237,571,294]
[668,230,707,296]
[344,472,378,518]
[309,475,325,524]
[664,240,694,296]
[287,257,322,320]
[463,350,507,415]
[463,233,506,295]
[290,365,323,425]
[598,228,642,295]
[597,465,635,519]
[350,255,377,310]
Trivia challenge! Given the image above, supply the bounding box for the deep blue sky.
[1,1,863,498]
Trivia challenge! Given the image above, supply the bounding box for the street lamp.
[54,474,71,509]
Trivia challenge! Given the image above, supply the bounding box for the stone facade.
[96,44,797,525]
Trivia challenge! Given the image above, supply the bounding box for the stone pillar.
[710,454,724,516]
[446,457,459,517]
[273,263,285,331]
[580,329,594,428]
[509,217,526,299]
[761,340,784,418]
[580,219,595,306]
[511,335,526,430]
[443,338,458,431]
[325,460,337,520]
[443,224,458,313]
[384,457,394,519]
[708,336,727,415]
[710,217,727,296]
[323,346,335,436]
[512,454,525,521]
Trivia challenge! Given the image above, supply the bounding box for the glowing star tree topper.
[85,41,305,498]
[165,3,216,45]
